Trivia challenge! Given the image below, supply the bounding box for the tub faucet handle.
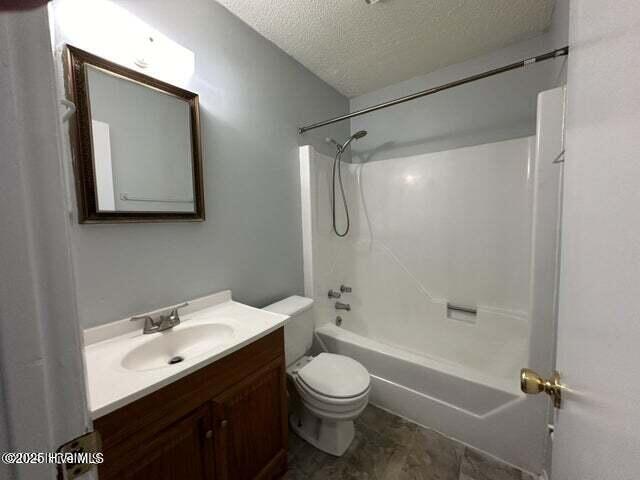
[340,284,352,293]
[328,289,341,299]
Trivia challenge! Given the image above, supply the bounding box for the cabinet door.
[212,356,287,480]
[100,405,216,480]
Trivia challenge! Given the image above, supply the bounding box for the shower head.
[339,130,368,152]
[352,130,368,140]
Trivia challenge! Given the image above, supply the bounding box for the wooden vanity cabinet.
[93,329,287,480]
[212,357,287,480]
[108,405,215,480]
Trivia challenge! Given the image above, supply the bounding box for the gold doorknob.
[520,368,563,408]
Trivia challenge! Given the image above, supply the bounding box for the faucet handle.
[328,289,341,299]
[340,285,352,293]
[130,315,159,333]
[161,302,189,327]
[167,301,189,318]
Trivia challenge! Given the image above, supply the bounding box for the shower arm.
[298,46,569,135]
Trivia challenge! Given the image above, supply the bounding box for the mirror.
[65,45,204,223]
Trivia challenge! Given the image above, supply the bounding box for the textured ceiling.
[214,0,555,97]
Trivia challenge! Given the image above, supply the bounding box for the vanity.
[83,291,289,480]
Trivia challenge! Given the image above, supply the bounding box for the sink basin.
[121,324,234,371]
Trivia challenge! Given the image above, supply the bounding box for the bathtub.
[315,323,546,474]
[316,323,520,416]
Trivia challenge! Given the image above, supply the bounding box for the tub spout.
[335,301,351,311]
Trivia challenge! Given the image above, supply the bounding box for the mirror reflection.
[86,65,195,213]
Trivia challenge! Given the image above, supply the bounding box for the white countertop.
[83,290,287,419]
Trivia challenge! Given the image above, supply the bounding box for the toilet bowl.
[264,296,370,456]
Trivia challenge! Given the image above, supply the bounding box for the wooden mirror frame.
[64,45,205,223]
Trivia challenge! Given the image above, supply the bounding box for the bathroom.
[1,0,639,479]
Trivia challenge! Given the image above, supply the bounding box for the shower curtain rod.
[298,46,569,135]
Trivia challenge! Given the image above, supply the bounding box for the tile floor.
[283,405,535,480]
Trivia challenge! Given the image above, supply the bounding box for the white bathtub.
[316,323,520,416]
[315,323,545,475]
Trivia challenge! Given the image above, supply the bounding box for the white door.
[551,1,640,478]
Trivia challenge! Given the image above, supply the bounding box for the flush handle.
[520,368,563,408]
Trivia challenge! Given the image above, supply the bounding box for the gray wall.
[55,0,350,328]
[349,0,569,162]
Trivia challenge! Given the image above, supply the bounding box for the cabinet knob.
[220,420,228,429]
[205,430,213,440]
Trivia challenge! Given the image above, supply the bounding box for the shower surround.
[299,88,564,474]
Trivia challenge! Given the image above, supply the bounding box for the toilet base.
[289,405,355,457]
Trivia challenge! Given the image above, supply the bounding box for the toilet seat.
[297,353,370,399]
[295,376,370,406]
[289,353,371,422]
[294,377,369,420]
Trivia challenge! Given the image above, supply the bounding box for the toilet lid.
[298,353,370,399]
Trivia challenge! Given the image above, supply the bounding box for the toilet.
[264,296,370,456]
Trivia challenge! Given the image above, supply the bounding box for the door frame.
[0,5,92,479]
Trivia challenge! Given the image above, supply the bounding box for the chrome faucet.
[335,301,351,311]
[131,302,188,334]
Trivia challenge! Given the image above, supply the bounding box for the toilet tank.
[263,296,314,365]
